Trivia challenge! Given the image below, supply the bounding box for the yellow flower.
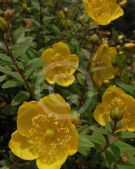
[83,0,124,25]
[9,93,79,169]
[91,43,118,86]
[94,86,135,132]
[41,42,79,87]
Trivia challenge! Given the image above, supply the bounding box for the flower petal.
[9,130,38,160]
[93,103,111,126]
[65,54,79,75]
[41,48,55,64]
[53,42,70,55]
[102,86,125,103]
[120,94,135,132]
[36,153,68,169]
[39,93,71,116]
[17,101,42,136]
[56,75,75,87]
[68,122,79,156]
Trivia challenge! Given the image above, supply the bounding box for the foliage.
[0,0,135,169]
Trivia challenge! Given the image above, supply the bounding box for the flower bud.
[89,34,100,43]
[21,2,28,11]
[110,107,123,121]
[4,8,13,18]
[121,156,128,163]
[124,43,135,49]
[118,0,127,7]
[0,17,7,30]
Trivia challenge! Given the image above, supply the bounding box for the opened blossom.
[83,0,124,25]
[41,42,79,87]
[9,93,79,169]
[91,43,118,86]
[94,86,135,132]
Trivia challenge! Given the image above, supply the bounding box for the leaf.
[114,141,135,151]
[11,91,30,106]
[117,164,135,169]
[90,125,108,135]
[0,75,7,82]
[0,66,23,82]
[79,135,94,148]
[12,37,33,58]
[77,73,85,85]
[116,82,135,95]
[116,54,127,68]
[78,134,94,156]
[89,131,106,146]
[118,132,135,139]
[0,53,11,62]
[2,80,22,88]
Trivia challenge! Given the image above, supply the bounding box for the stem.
[3,33,33,97]
[38,0,44,47]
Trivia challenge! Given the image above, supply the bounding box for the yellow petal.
[65,54,79,75]
[94,44,117,64]
[56,75,75,87]
[36,153,68,169]
[68,122,79,156]
[102,86,125,103]
[45,70,55,84]
[9,130,38,160]
[41,48,55,64]
[93,66,117,86]
[120,94,135,132]
[93,103,111,126]
[53,42,70,55]
[39,93,71,116]
[17,101,42,136]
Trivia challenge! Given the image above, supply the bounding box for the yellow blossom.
[9,93,79,169]
[83,0,124,25]
[91,43,118,86]
[41,42,79,87]
[93,86,135,132]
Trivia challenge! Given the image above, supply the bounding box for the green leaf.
[116,54,127,68]
[78,134,94,156]
[118,132,135,139]
[116,82,135,95]
[0,75,7,82]
[79,135,94,148]
[0,66,23,82]
[114,141,135,151]
[77,73,85,85]
[89,131,106,146]
[2,80,22,88]
[0,53,11,62]
[11,91,30,106]
[12,37,33,58]
[117,164,135,169]
[90,125,108,135]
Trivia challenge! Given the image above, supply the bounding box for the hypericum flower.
[83,0,124,25]
[94,86,135,132]
[91,43,118,86]
[9,94,79,169]
[41,42,79,87]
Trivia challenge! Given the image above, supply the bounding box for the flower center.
[43,128,55,139]
[110,106,123,121]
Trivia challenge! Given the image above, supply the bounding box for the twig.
[3,33,33,97]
